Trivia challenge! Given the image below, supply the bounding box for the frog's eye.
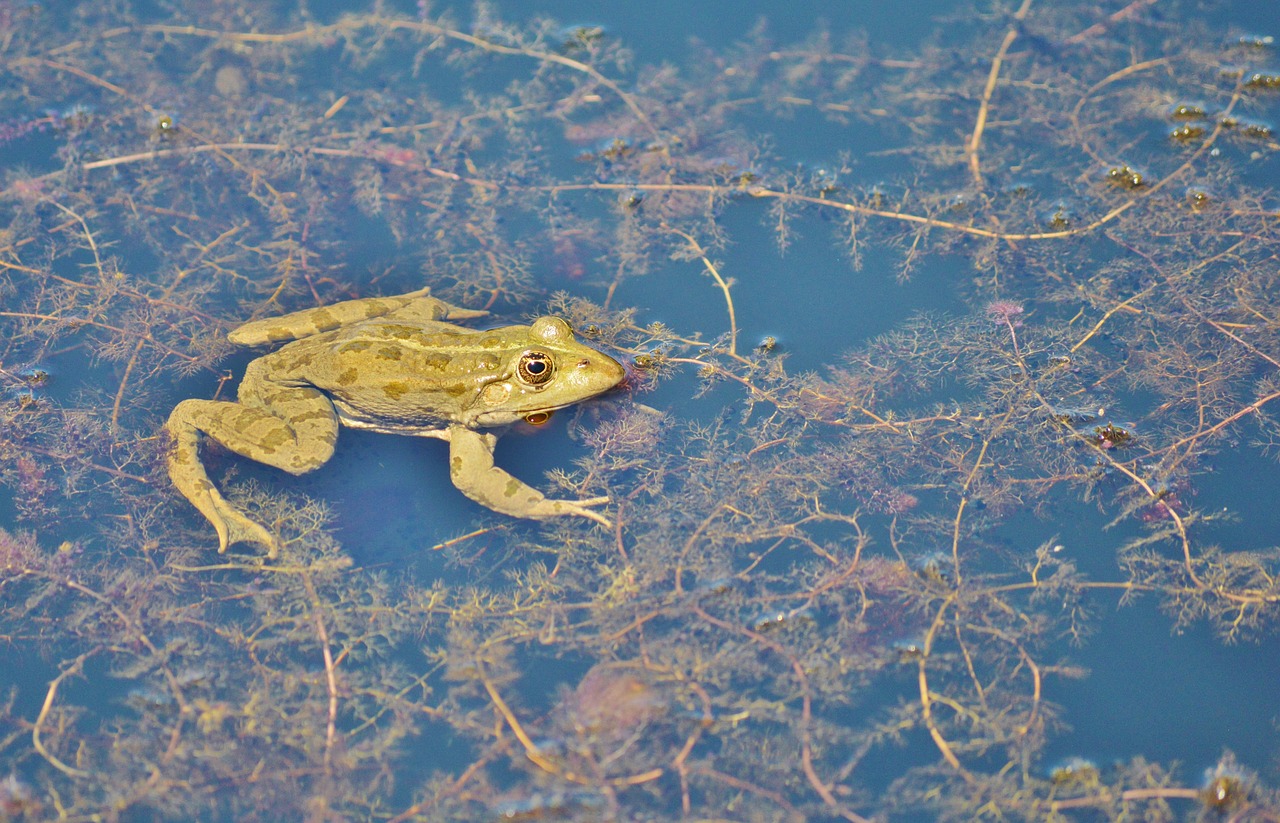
[518,351,555,385]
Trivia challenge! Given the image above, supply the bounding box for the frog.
[165,288,626,557]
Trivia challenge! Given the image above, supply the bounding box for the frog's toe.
[557,499,612,528]
[580,509,613,528]
[212,519,231,554]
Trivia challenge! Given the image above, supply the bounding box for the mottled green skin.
[165,289,625,556]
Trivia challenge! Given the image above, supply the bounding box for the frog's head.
[472,316,625,426]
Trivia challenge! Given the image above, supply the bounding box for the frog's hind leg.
[165,406,280,555]
[165,376,339,556]
[381,290,489,324]
[228,288,486,346]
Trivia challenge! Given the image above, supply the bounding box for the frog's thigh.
[204,375,339,475]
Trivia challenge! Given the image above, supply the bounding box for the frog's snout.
[576,354,626,395]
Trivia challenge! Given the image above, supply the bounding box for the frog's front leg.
[165,362,340,556]
[446,425,612,528]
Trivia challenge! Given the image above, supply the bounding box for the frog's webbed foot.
[165,398,313,558]
[446,426,613,528]
[209,499,281,557]
[166,423,282,555]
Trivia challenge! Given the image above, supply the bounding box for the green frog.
[165,288,626,556]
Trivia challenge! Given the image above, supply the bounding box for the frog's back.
[277,321,510,429]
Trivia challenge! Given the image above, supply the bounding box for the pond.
[1,0,1279,820]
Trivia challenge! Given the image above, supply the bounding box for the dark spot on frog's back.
[478,335,504,349]
[384,381,410,400]
[423,353,452,370]
[338,367,359,385]
[378,345,402,361]
[309,308,339,331]
[338,340,372,353]
[258,427,292,452]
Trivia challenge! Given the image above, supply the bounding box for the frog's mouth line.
[512,376,622,422]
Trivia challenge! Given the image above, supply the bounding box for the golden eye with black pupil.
[518,351,555,385]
